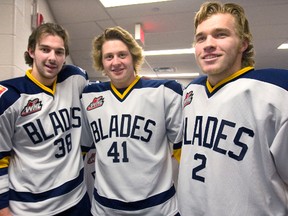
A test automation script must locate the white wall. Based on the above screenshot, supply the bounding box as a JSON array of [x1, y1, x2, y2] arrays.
[[0, 0, 72, 81]]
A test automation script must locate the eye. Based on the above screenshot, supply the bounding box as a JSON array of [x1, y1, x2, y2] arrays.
[[41, 47, 50, 53], [216, 32, 227, 38], [104, 54, 113, 60], [56, 49, 65, 56], [195, 35, 205, 43], [119, 53, 127, 59]]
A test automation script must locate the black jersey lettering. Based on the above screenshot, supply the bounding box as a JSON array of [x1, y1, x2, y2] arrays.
[[90, 114, 156, 143], [23, 107, 82, 144], [184, 116, 254, 161]]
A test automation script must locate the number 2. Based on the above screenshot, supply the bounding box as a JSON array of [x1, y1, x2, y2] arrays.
[[192, 153, 206, 182]]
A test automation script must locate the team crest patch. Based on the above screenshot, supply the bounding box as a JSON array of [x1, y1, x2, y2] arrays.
[[0, 85, 8, 97], [21, 98, 43, 116], [87, 96, 104, 111], [184, 91, 194, 107], [88, 153, 96, 164]]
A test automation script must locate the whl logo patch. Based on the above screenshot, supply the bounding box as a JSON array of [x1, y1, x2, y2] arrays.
[[87, 152, 95, 164], [21, 98, 43, 116], [87, 96, 104, 111], [184, 91, 194, 107], [0, 85, 8, 97]]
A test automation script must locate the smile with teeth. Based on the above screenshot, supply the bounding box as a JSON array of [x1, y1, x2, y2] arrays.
[[203, 54, 219, 59], [112, 68, 124, 72]]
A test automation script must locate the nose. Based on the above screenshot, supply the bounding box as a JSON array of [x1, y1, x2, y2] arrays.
[[203, 35, 216, 52], [111, 56, 121, 65], [48, 50, 57, 62]]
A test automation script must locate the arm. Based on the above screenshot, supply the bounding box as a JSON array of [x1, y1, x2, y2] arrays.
[[0, 85, 15, 213], [0, 207, 12, 216], [164, 80, 183, 162], [270, 119, 288, 185]]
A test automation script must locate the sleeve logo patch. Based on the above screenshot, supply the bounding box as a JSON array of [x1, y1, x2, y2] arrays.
[[184, 91, 194, 107], [87, 96, 104, 111], [0, 85, 8, 96], [21, 98, 43, 116]]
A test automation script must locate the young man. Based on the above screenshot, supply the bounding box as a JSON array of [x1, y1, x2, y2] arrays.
[[177, 2, 288, 215], [0, 23, 92, 216], [81, 26, 182, 215]]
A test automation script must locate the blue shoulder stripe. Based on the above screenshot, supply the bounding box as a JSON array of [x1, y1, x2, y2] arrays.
[[83, 81, 110, 94], [243, 68, 288, 90], [136, 79, 183, 95], [57, 65, 88, 83]]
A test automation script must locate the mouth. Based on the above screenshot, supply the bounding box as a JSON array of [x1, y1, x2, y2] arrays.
[[202, 54, 221, 60], [111, 68, 124, 74], [45, 64, 58, 70]]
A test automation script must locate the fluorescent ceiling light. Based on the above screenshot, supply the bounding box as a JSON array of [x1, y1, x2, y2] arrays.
[[100, 0, 172, 8], [144, 48, 195, 56], [277, 43, 288, 49], [143, 73, 199, 78]]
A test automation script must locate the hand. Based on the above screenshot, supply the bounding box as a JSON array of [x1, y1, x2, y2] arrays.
[[0, 207, 12, 216]]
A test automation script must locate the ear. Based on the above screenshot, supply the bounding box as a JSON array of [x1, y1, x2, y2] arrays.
[[240, 39, 249, 53], [28, 48, 35, 59]]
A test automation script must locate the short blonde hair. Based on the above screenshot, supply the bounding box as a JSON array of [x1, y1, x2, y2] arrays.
[[92, 26, 144, 74], [194, 2, 255, 67]]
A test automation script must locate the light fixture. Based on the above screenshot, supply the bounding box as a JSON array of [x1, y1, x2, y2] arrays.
[[153, 67, 176, 73], [100, 0, 172, 8], [144, 48, 195, 56], [143, 73, 199, 78], [277, 43, 288, 49]]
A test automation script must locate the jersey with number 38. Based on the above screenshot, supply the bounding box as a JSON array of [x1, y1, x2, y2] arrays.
[[81, 76, 183, 215], [0, 65, 89, 216]]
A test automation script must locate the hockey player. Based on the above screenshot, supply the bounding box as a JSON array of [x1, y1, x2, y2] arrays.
[[177, 2, 288, 215], [81, 26, 182, 215], [0, 23, 92, 215]]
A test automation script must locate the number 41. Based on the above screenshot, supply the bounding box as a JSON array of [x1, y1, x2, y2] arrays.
[[107, 141, 129, 163]]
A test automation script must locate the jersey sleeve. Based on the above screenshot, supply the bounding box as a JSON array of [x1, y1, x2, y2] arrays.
[[270, 118, 288, 185], [80, 90, 94, 155], [164, 80, 183, 162], [268, 71, 288, 185], [0, 86, 17, 209]]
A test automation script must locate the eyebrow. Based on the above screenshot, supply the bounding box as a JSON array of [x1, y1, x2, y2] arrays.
[[38, 44, 65, 51], [195, 27, 231, 37]]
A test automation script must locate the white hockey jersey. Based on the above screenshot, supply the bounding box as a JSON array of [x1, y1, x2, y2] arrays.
[[0, 65, 90, 215], [81, 76, 183, 216], [177, 67, 288, 215]]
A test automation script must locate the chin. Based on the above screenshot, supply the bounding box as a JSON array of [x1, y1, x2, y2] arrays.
[[202, 66, 220, 75]]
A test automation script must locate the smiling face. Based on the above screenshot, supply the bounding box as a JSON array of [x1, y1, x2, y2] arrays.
[[29, 33, 66, 86], [102, 39, 136, 89], [194, 13, 248, 86]]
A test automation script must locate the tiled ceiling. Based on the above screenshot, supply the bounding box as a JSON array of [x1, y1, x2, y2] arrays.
[[47, 0, 288, 82]]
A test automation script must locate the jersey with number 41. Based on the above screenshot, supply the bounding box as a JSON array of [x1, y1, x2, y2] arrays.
[[177, 67, 288, 215], [81, 76, 183, 215]]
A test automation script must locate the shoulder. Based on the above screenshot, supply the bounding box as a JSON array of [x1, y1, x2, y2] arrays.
[[0, 77, 26, 114], [139, 78, 183, 95], [184, 75, 207, 90], [244, 68, 288, 90], [57, 65, 88, 82], [83, 81, 110, 94], [0, 76, 26, 97]]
